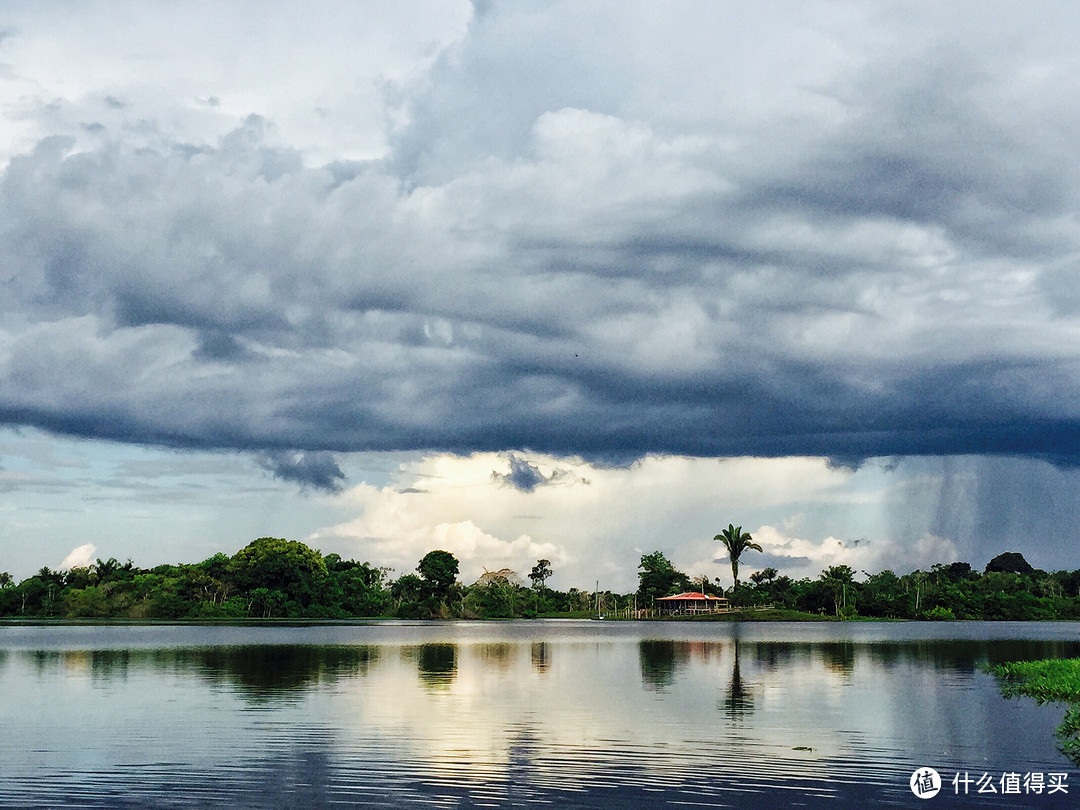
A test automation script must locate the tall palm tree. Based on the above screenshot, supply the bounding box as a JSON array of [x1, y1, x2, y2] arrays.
[[715, 524, 762, 595]]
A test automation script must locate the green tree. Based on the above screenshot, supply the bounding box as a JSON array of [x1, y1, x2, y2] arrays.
[[417, 550, 459, 596], [392, 573, 425, 603], [749, 567, 778, 588], [529, 559, 552, 590], [229, 537, 327, 610], [714, 524, 762, 595], [63, 585, 109, 618], [324, 561, 388, 617], [637, 551, 691, 605], [819, 564, 856, 617], [860, 570, 902, 617], [985, 552, 1035, 575]]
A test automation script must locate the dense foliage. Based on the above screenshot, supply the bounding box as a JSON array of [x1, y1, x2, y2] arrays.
[[2, 539, 1079, 621], [0, 538, 601, 620], [719, 553, 1080, 620]]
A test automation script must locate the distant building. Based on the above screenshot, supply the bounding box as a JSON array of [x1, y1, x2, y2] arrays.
[[655, 592, 728, 615]]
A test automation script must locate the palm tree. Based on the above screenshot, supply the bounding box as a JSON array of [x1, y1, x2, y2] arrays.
[[715, 524, 762, 595]]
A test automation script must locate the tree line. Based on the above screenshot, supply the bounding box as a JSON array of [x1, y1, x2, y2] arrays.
[[631, 532, 1080, 621], [1, 535, 1078, 621], [0, 538, 591, 620], [640, 545, 1080, 620]]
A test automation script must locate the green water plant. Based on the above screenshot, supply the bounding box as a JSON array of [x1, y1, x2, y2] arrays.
[[991, 658, 1080, 764]]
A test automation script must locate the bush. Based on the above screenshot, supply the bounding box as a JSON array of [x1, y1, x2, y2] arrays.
[[924, 605, 955, 621]]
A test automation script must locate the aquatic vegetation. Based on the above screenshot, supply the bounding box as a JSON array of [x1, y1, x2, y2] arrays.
[[993, 658, 1080, 702], [992, 658, 1080, 764]]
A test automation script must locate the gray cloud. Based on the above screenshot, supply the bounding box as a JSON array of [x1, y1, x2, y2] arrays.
[[491, 454, 572, 493], [1, 3, 1080, 466], [258, 451, 346, 492], [492, 455, 546, 492]]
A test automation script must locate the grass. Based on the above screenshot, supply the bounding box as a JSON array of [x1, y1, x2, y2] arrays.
[[685, 607, 834, 622]]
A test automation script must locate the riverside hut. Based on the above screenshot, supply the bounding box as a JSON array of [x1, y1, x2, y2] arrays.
[[655, 592, 728, 615]]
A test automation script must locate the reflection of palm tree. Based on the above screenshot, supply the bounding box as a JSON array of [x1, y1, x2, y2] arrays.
[[722, 639, 754, 718]]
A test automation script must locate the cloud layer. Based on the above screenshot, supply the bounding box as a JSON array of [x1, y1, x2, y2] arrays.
[[310, 453, 973, 591], [2, 2, 1080, 468]]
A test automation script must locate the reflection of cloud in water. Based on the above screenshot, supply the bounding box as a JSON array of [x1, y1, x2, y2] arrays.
[[332, 639, 861, 787]]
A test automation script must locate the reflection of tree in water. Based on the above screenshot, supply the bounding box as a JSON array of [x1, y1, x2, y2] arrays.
[[752, 642, 793, 672], [635, 637, 757, 715], [24, 645, 381, 700], [193, 645, 379, 697], [722, 639, 755, 719], [530, 642, 550, 673], [820, 641, 856, 675], [638, 641, 724, 690], [416, 643, 456, 688], [639, 640, 679, 689], [478, 643, 513, 670]]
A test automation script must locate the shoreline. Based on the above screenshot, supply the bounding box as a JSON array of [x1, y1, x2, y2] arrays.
[[3, 611, 1072, 627]]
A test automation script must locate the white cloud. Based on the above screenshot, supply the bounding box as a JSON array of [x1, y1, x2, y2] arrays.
[[311, 453, 955, 590], [0, 1, 473, 165], [742, 526, 959, 582], [59, 543, 96, 570]]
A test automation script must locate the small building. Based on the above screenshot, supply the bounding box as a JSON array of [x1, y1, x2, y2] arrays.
[[655, 592, 729, 615]]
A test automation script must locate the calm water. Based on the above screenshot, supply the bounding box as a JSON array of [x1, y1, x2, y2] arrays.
[[1, 620, 1078, 808]]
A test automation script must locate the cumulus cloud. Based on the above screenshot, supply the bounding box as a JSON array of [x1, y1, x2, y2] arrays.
[[59, 543, 96, 570], [1, 2, 1080, 470], [738, 526, 960, 582], [310, 452, 961, 590]]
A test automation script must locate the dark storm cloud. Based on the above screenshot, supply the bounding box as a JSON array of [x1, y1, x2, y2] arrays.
[[2, 3, 1080, 465], [491, 453, 576, 492], [492, 455, 548, 492], [259, 450, 346, 492]]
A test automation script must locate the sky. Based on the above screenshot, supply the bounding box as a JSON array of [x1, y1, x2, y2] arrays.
[[2, 1, 1080, 589]]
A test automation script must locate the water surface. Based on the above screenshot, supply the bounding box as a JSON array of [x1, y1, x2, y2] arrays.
[[1, 620, 1077, 808]]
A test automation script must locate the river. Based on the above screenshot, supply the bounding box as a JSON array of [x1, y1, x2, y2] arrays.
[[1, 620, 1077, 808]]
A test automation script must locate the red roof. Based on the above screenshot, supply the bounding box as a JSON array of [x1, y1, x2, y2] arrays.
[[656, 592, 727, 601]]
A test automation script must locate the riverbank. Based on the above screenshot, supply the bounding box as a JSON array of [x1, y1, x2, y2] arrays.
[[0, 609, 906, 625]]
